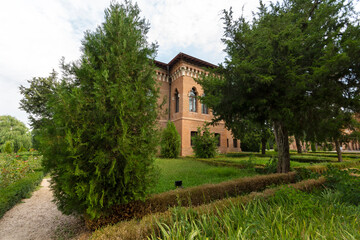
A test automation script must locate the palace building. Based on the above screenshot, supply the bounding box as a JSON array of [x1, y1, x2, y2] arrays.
[[154, 52, 241, 156]]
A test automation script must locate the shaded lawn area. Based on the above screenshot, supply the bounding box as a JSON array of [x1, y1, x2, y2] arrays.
[[224, 151, 359, 163], [192, 151, 360, 171], [151, 158, 258, 194]]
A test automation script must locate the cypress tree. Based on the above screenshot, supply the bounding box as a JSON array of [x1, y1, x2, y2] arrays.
[[160, 121, 181, 158], [40, 1, 159, 218]]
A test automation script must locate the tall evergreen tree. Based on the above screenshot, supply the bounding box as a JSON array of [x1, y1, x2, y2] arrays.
[[198, 0, 360, 172], [160, 121, 181, 158], [24, 1, 159, 218]]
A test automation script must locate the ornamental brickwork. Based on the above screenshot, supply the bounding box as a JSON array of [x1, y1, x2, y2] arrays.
[[155, 53, 241, 156]]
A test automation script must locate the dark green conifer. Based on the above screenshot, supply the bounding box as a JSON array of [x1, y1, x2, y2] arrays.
[[38, 1, 159, 218], [160, 121, 181, 158]]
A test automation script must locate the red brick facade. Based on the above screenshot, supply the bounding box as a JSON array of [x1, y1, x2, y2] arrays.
[[155, 53, 241, 156]]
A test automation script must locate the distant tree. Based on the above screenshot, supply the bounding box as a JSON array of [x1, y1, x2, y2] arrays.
[[192, 125, 218, 158], [313, 110, 360, 161], [21, 1, 160, 219], [0, 116, 31, 152], [19, 71, 58, 130], [197, 0, 360, 172], [160, 121, 181, 158]]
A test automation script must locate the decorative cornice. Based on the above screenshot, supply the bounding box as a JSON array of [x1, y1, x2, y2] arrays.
[[156, 71, 169, 82], [169, 65, 209, 82]]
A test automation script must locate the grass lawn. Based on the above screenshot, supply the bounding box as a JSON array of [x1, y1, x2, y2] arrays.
[[199, 151, 360, 168], [151, 158, 258, 194]]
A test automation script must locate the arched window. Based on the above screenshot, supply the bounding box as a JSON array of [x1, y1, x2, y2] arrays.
[[201, 94, 208, 114], [175, 89, 180, 113], [189, 87, 197, 112]]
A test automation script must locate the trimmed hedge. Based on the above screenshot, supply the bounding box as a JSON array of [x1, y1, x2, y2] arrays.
[[0, 170, 44, 219], [85, 172, 297, 230], [90, 177, 326, 240], [294, 160, 360, 174]]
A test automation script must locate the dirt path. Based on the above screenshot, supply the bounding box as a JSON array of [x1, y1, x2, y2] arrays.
[[0, 178, 88, 240]]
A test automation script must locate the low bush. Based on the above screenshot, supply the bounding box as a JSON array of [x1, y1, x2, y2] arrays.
[[0, 170, 44, 219], [262, 156, 278, 174], [192, 125, 218, 158], [85, 172, 297, 230], [2, 141, 14, 153], [160, 121, 181, 158], [240, 134, 260, 152]]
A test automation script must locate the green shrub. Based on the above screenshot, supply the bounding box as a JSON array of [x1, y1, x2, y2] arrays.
[[240, 133, 260, 152], [295, 167, 320, 181], [39, 2, 160, 219], [311, 142, 316, 152], [17, 145, 27, 153], [192, 125, 217, 158], [273, 143, 278, 152], [263, 156, 278, 174], [2, 141, 14, 153], [160, 121, 181, 158], [0, 170, 44, 219]]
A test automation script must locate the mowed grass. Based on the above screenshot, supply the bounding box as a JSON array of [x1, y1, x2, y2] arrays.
[[151, 158, 258, 194], [203, 151, 360, 169]]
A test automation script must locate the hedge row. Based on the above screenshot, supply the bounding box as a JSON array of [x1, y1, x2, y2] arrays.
[[85, 172, 297, 230], [0, 170, 44, 219], [90, 177, 326, 240], [294, 160, 360, 174]]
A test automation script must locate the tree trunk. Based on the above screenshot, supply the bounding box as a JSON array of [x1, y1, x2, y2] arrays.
[[334, 139, 343, 162], [295, 137, 302, 154], [261, 137, 266, 155], [273, 121, 290, 173]]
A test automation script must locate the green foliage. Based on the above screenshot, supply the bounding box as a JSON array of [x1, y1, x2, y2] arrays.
[[294, 167, 320, 181], [263, 156, 278, 174], [2, 141, 14, 153], [19, 71, 58, 130], [160, 121, 181, 158], [273, 143, 278, 152], [324, 165, 360, 206], [240, 132, 260, 152], [311, 142, 316, 152], [34, 2, 160, 219], [0, 170, 44, 219], [151, 187, 360, 240], [17, 145, 27, 153], [192, 125, 218, 158], [0, 116, 32, 152], [0, 152, 42, 188], [197, 0, 360, 173]]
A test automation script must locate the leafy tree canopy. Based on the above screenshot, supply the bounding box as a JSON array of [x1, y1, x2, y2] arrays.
[[0, 115, 32, 152], [198, 0, 360, 172]]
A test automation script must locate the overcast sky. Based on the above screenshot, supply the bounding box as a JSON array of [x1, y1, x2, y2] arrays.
[[0, 0, 359, 128]]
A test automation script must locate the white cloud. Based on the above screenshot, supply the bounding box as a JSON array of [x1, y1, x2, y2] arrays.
[[0, 0, 358, 127]]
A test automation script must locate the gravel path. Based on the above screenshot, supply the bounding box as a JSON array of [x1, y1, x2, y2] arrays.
[[0, 178, 88, 240]]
